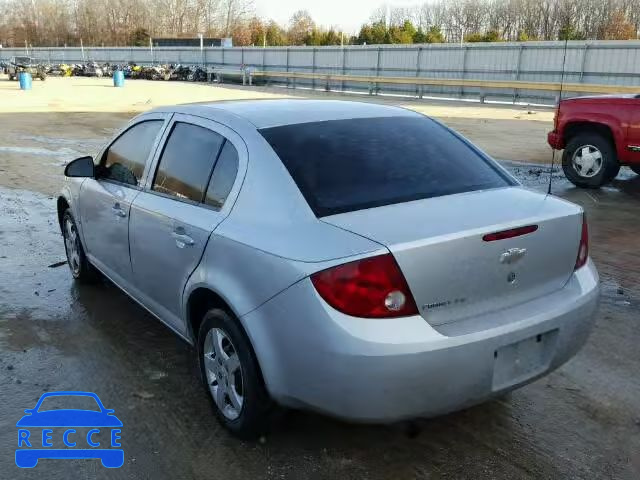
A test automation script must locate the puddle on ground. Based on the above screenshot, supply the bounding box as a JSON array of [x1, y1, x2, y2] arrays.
[[0, 133, 104, 168], [0, 145, 82, 160], [16, 134, 103, 147], [502, 160, 638, 196]]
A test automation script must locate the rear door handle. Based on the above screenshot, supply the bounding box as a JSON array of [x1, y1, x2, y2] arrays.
[[112, 203, 126, 217], [171, 231, 195, 248]]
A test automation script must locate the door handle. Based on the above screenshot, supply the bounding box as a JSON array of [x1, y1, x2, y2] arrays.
[[171, 231, 195, 248], [112, 203, 126, 218]]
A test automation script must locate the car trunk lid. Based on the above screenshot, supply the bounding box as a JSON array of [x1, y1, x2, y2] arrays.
[[322, 187, 583, 326]]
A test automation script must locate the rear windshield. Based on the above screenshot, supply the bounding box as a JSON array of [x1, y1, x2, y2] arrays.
[[259, 116, 514, 217]]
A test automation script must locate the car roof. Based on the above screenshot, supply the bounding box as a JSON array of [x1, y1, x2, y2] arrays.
[[153, 99, 420, 129]]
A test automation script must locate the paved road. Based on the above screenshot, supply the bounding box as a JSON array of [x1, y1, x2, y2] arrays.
[[0, 166, 639, 479]]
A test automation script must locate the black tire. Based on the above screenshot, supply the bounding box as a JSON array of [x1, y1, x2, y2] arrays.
[[8, 74, 15, 81], [39, 74, 46, 81], [62, 209, 100, 283], [631, 165, 640, 175], [197, 308, 271, 439], [562, 132, 620, 188]]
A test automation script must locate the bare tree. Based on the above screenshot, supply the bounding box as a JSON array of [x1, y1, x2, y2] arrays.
[[1, 0, 640, 48], [220, 0, 253, 37], [288, 9, 315, 45]]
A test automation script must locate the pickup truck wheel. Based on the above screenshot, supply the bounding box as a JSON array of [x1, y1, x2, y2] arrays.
[[631, 166, 640, 175], [198, 308, 272, 439], [62, 210, 100, 283], [562, 133, 620, 188]]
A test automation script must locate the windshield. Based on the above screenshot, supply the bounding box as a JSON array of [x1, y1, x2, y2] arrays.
[[259, 116, 514, 217]]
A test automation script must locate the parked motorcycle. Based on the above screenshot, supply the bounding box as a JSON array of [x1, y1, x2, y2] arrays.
[[187, 65, 207, 82], [46, 63, 72, 76], [168, 64, 191, 81], [83, 62, 104, 77]]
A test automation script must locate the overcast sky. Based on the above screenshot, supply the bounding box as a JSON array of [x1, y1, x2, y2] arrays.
[[254, 0, 415, 34]]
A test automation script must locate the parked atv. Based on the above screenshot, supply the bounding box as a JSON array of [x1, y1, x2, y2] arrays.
[[147, 65, 166, 81], [168, 64, 191, 81], [130, 64, 143, 79], [83, 62, 104, 77], [71, 64, 85, 76], [47, 63, 73, 76], [7, 56, 47, 81]]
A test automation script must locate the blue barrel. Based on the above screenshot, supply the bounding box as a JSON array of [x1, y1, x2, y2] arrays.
[[113, 70, 124, 87], [19, 72, 32, 90]]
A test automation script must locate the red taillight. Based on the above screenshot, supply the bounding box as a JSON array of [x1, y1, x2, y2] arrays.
[[483, 225, 538, 242], [310, 254, 418, 318], [575, 214, 589, 270]]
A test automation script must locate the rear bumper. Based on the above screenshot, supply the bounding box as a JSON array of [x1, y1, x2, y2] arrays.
[[547, 130, 564, 150], [242, 260, 600, 422]]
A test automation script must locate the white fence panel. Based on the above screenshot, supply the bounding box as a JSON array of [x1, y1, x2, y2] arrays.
[[3, 41, 640, 103]]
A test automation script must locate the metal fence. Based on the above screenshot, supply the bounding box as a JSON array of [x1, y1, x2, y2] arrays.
[[2, 40, 640, 104]]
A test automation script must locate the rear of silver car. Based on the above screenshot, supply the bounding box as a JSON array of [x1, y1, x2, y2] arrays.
[[239, 113, 600, 421], [242, 196, 598, 421]]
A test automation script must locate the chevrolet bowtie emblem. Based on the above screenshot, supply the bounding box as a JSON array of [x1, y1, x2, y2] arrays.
[[500, 247, 527, 265]]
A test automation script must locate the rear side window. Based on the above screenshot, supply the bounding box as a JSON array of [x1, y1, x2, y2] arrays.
[[152, 123, 224, 202], [102, 120, 163, 186], [205, 141, 239, 209], [260, 116, 513, 216]]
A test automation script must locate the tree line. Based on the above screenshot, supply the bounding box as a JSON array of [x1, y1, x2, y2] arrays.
[[1, 0, 639, 49], [363, 0, 640, 43]]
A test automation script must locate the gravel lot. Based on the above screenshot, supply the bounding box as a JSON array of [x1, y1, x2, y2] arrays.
[[0, 76, 554, 197], [0, 76, 638, 479]]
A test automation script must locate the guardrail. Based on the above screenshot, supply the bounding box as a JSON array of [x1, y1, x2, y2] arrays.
[[213, 68, 251, 85], [250, 70, 639, 102]]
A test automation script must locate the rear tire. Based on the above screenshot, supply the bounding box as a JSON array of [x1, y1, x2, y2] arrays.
[[631, 165, 640, 175], [197, 308, 272, 439], [562, 133, 620, 188], [62, 209, 100, 283]]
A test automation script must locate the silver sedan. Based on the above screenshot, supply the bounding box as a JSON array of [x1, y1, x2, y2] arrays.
[[58, 100, 600, 438]]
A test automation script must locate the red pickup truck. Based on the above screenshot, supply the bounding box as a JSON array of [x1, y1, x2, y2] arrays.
[[548, 94, 640, 188]]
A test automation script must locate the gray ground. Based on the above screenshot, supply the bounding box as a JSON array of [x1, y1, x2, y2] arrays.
[[1, 93, 639, 479]]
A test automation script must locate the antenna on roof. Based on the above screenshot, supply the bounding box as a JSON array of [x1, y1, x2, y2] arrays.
[[548, 38, 569, 195]]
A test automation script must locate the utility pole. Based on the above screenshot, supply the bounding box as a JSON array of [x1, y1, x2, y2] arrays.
[[80, 38, 85, 61]]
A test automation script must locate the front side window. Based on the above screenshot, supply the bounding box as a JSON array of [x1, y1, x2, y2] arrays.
[[152, 122, 224, 202], [102, 120, 163, 186]]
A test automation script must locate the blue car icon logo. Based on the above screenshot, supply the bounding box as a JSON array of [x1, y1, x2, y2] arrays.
[[16, 391, 123, 468]]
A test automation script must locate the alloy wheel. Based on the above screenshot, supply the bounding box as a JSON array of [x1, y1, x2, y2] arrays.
[[63, 217, 81, 275], [203, 328, 244, 420], [572, 145, 603, 178]]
